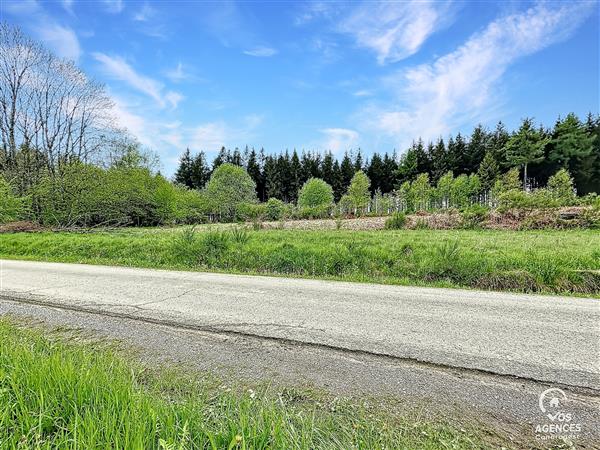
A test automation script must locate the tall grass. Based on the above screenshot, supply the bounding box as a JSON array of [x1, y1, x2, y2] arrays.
[[0, 228, 598, 295], [0, 320, 490, 449]]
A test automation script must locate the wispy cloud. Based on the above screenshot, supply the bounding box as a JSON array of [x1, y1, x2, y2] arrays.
[[103, 0, 124, 14], [133, 2, 155, 22], [93, 53, 183, 109], [192, 115, 263, 152], [38, 23, 81, 61], [4, 0, 81, 62], [339, 0, 453, 64], [320, 128, 359, 153], [360, 2, 595, 148], [165, 62, 192, 83], [243, 46, 278, 57]]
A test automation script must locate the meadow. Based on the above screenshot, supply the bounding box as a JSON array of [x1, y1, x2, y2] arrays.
[[1, 227, 598, 296], [0, 319, 499, 449]]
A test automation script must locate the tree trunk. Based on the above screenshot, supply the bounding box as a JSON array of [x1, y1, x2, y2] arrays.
[[523, 163, 528, 191]]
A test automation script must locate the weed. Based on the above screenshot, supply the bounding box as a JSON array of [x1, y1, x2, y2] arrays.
[[229, 226, 250, 245], [384, 212, 406, 230]]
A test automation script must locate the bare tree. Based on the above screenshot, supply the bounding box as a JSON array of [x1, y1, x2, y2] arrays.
[[0, 22, 123, 185]]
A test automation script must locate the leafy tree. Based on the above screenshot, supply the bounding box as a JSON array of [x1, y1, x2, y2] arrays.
[[504, 118, 548, 190], [297, 178, 333, 216], [204, 163, 257, 220], [347, 170, 371, 214], [411, 173, 431, 211], [451, 174, 471, 208], [547, 169, 575, 205], [436, 171, 454, 209]]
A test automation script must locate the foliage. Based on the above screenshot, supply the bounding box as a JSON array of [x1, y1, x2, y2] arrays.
[[410, 173, 431, 211], [384, 212, 407, 229], [0, 176, 27, 223], [547, 169, 575, 205], [204, 163, 257, 221], [297, 178, 333, 215], [265, 197, 285, 221], [346, 170, 371, 215], [460, 205, 489, 229]]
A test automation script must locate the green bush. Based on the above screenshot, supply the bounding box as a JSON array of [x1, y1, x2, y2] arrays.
[[204, 164, 257, 221], [384, 212, 406, 229], [547, 169, 576, 205], [460, 205, 489, 229], [0, 176, 27, 223], [236, 202, 266, 222], [297, 178, 333, 213], [266, 198, 285, 221]]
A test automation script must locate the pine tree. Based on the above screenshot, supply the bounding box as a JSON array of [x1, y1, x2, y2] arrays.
[[246, 148, 263, 200], [212, 146, 229, 169], [453, 133, 468, 175], [340, 152, 355, 193], [431, 138, 448, 183], [366, 153, 384, 194], [477, 152, 499, 193], [466, 125, 488, 174], [174, 148, 194, 188], [504, 118, 548, 190], [380, 152, 398, 194], [489, 121, 510, 168], [190, 151, 210, 189]]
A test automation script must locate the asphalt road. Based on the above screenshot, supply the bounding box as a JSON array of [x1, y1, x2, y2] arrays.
[[1, 259, 598, 389]]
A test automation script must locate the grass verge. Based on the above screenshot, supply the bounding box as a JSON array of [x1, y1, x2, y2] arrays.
[[0, 227, 598, 296], [0, 319, 496, 449]]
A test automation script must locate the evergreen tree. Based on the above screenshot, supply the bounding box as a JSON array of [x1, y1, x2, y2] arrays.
[[489, 121, 510, 168], [431, 138, 448, 183], [289, 150, 302, 202], [354, 149, 363, 172], [466, 125, 488, 174], [190, 151, 210, 189], [550, 114, 595, 193], [366, 153, 384, 194], [331, 159, 344, 201], [340, 152, 355, 193], [453, 133, 468, 175], [212, 146, 229, 169], [230, 148, 242, 166], [380, 152, 398, 193], [504, 118, 548, 190], [264, 155, 282, 200], [477, 152, 499, 193], [246, 148, 263, 200], [174, 147, 193, 188]]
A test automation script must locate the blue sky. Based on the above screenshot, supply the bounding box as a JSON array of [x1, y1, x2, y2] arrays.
[[2, 0, 598, 175]]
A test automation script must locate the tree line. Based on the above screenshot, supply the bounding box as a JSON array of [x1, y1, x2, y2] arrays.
[[175, 113, 600, 202]]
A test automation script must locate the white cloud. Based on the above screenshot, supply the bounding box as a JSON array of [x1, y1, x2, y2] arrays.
[[133, 2, 155, 22], [165, 62, 193, 83], [352, 90, 372, 97], [111, 97, 151, 146], [320, 128, 359, 153], [61, 0, 74, 14], [37, 23, 81, 62], [103, 0, 123, 14], [4, 0, 82, 62], [93, 53, 183, 109], [191, 115, 263, 151], [243, 46, 278, 57], [339, 0, 452, 64], [362, 2, 595, 148]]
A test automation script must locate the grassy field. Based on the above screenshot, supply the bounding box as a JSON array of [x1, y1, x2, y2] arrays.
[[0, 227, 598, 295], [0, 319, 500, 449]]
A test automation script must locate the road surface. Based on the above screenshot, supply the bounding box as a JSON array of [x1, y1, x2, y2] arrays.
[[1, 259, 598, 389]]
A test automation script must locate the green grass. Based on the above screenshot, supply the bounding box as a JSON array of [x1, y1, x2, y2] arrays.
[[0, 319, 496, 449], [1, 227, 599, 295]]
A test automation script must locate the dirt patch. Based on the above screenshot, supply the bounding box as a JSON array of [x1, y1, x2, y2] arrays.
[[0, 221, 44, 233]]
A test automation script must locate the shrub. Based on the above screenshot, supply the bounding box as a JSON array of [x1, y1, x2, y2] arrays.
[[0, 177, 27, 223], [384, 212, 406, 229], [547, 169, 576, 205], [460, 205, 489, 229], [204, 164, 257, 221], [298, 178, 333, 211], [266, 198, 285, 221], [236, 202, 265, 222], [198, 230, 231, 263]]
